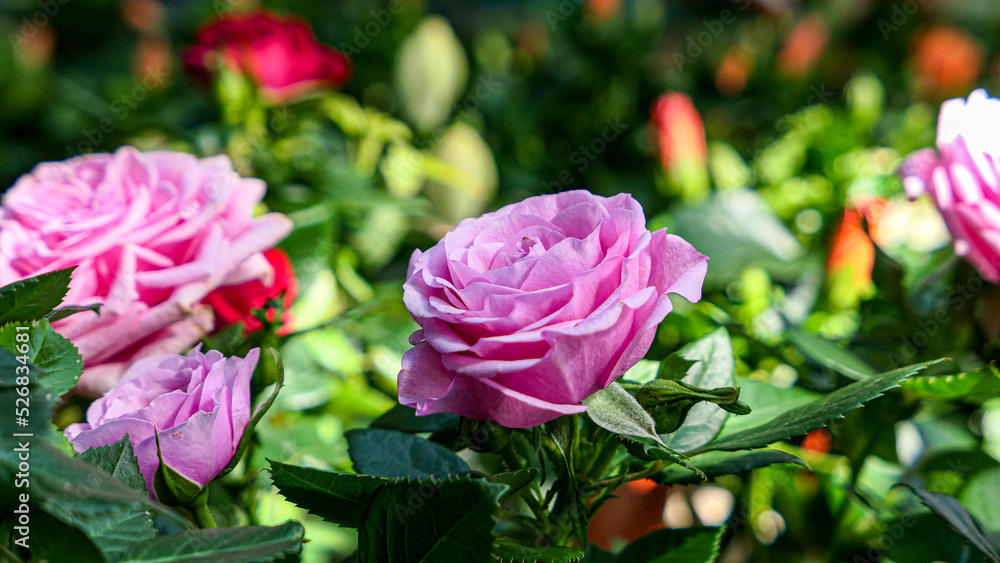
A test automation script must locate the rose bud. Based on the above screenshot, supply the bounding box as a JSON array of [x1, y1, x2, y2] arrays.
[[399, 190, 708, 428], [65, 347, 261, 500], [0, 147, 291, 395]]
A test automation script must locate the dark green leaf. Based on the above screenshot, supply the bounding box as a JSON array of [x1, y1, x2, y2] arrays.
[[546, 416, 586, 546], [488, 468, 538, 500], [492, 539, 584, 563], [218, 347, 284, 479], [897, 484, 1000, 562], [656, 354, 697, 381], [656, 450, 807, 485], [119, 521, 305, 563], [0, 268, 75, 325], [346, 428, 470, 479], [358, 475, 506, 563], [29, 508, 106, 563], [372, 404, 460, 433], [787, 328, 877, 381], [268, 460, 386, 527], [704, 360, 943, 452], [582, 527, 724, 563], [79, 434, 147, 493], [0, 441, 188, 559]]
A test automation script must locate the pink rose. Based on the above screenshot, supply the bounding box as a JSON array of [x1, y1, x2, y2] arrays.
[[65, 346, 259, 498], [183, 9, 352, 105], [901, 89, 1000, 281], [399, 190, 708, 428], [0, 146, 291, 394]]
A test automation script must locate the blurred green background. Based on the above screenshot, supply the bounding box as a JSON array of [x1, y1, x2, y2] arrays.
[[5, 1, 1000, 562]]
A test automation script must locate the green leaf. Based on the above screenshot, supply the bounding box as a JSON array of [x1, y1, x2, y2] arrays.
[[79, 434, 147, 493], [268, 460, 386, 527], [152, 431, 203, 506], [659, 328, 737, 453], [656, 354, 697, 381], [372, 404, 460, 433], [583, 527, 725, 563], [704, 360, 943, 452], [583, 382, 705, 478], [346, 428, 471, 479], [358, 475, 506, 563], [787, 328, 877, 381], [900, 365, 1000, 403], [0, 319, 83, 398], [30, 508, 107, 563], [896, 484, 1000, 563], [0, 441, 170, 561], [119, 521, 305, 563], [0, 268, 74, 325], [0, 349, 53, 437], [487, 468, 538, 500], [583, 382, 665, 446], [656, 450, 807, 485], [46, 303, 102, 323], [492, 539, 584, 563], [546, 416, 587, 546], [218, 347, 284, 479]]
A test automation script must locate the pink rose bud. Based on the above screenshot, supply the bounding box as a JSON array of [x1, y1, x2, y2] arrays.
[[183, 9, 352, 105], [651, 93, 710, 201], [65, 346, 260, 499], [900, 89, 1000, 281], [398, 190, 708, 428], [0, 147, 292, 395]]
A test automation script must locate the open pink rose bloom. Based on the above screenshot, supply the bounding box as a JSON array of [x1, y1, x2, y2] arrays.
[[0, 147, 291, 395], [65, 346, 259, 498], [399, 190, 708, 427], [901, 89, 1000, 281]]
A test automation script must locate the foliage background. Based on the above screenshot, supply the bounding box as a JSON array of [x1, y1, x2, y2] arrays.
[[3, 0, 1000, 561]]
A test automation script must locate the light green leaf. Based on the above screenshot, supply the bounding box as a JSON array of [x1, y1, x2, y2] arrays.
[[493, 539, 584, 563]]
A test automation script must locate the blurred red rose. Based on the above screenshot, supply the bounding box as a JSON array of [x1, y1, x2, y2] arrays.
[[912, 25, 983, 98], [203, 248, 298, 335], [183, 9, 351, 104]]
